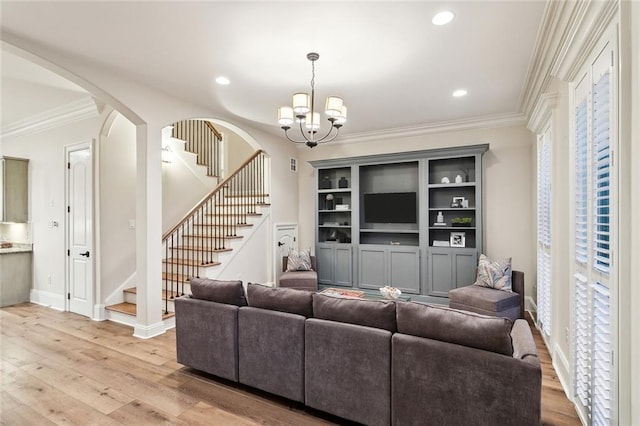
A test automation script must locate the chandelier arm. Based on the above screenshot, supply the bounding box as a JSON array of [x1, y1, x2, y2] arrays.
[[283, 128, 312, 144], [315, 122, 339, 143], [317, 126, 341, 144]]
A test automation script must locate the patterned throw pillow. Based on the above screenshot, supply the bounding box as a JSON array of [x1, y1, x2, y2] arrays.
[[473, 254, 513, 292], [287, 249, 312, 271]]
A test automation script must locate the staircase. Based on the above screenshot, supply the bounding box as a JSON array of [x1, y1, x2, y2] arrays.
[[105, 120, 270, 327]]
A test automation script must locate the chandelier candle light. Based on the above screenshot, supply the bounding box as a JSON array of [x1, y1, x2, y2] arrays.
[[277, 52, 347, 148]]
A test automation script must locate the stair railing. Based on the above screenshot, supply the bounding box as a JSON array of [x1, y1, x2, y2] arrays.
[[162, 149, 268, 314], [171, 120, 223, 177]]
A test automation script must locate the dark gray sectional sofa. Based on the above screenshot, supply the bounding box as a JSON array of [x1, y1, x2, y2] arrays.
[[175, 279, 541, 426]]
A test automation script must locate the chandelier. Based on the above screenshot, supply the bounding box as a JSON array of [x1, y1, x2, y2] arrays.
[[277, 52, 347, 148]]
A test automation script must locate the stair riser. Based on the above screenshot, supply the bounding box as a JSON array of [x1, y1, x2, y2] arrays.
[[179, 236, 242, 249], [166, 249, 221, 262], [121, 292, 179, 312]]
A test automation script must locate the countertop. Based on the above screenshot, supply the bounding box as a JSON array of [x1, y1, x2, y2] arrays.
[[0, 243, 33, 254]]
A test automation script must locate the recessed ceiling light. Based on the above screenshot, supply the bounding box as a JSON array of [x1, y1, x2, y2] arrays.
[[215, 76, 230, 85], [453, 89, 468, 97], [432, 11, 455, 26]]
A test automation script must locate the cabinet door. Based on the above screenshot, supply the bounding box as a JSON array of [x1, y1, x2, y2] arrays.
[[334, 246, 352, 287], [2, 158, 28, 222], [316, 245, 335, 285], [453, 251, 478, 288], [428, 249, 453, 297], [388, 247, 420, 294], [359, 247, 386, 289]]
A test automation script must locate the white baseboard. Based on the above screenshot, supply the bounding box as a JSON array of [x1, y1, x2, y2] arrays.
[[30, 289, 64, 311], [553, 343, 573, 401], [133, 321, 166, 339], [93, 304, 107, 321], [526, 295, 537, 314]]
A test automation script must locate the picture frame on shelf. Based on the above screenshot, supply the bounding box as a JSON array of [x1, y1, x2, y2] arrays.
[[450, 232, 466, 248], [451, 196, 466, 208]]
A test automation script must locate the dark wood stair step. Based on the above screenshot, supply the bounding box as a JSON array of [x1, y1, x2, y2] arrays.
[[124, 287, 186, 301], [105, 302, 174, 320], [162, 258, 221, 267], [204, 213, 262, 217], [224, 194, 269, 199], [169, 246, 233, 253], [162, 272, 190, 283], [182, 234, 243, 240], [193, 223, 253, 228]]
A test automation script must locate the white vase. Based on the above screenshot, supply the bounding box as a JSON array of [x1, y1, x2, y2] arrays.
[[455, 175, 463, 183], [437, 211, 444, 223]]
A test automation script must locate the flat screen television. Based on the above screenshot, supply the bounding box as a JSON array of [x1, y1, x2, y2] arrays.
[[364, 192, 417, 224]]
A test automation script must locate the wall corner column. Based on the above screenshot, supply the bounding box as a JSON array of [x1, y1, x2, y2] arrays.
[[133, 123, 164, 338]]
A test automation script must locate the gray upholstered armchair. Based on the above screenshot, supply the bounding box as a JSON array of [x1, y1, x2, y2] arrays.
[[448, 270, 525, 321], [279, 256, 318, 291]]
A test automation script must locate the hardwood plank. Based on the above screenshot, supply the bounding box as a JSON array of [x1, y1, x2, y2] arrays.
[[0, 390, 56, 426], [4, 370, 121, 425], [108, 400, 186, 425], [179, 401, 259, 425], [0, 303, 580, 425], [21, 359, 134, 415]]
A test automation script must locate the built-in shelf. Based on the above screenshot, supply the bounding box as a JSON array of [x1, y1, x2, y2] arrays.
[[428, 207, 475, 211], [319, 225, 351, 228], [429, 226, 477, 230], [427, 182, 476, 189], [361, 229, 419, 234], [318, 188, 351, 194], [319, 209, 352, 213]]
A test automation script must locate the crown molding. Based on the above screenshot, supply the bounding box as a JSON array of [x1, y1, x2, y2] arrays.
[[331, 112, 526, 145], [551, 0, 618, 81], [527, 93, 559, 134], [520, 0, 618, 121], [1, 96, 100, 139]]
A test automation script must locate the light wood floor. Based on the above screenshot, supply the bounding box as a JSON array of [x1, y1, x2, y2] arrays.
[[0, 303, 580, 425]]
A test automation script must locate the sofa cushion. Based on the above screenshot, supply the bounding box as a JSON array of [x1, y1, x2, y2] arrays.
[[247, 283, 313, 317], [189, 277, 247, 306], [473, 254, 513, 291], [312, 293, 397, 332], [396, 302, 513, 356], [449, 285, 521, 312], [286, 249, 312, 271]]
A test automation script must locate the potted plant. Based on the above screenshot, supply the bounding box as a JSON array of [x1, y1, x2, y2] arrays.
[[452, 217, 473, 227]]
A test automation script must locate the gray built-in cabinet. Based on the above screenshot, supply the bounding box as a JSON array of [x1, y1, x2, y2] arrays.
[[311, 144, 488, 304], [0, 157, 29, 223]]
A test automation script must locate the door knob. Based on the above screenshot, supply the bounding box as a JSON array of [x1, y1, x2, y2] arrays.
[[277, 242, 284, 247], [79, 251, 90, 257]]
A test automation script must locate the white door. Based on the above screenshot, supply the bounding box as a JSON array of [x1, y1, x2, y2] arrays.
[[66, 143, 93, 317], [274, 224, 297, 285]]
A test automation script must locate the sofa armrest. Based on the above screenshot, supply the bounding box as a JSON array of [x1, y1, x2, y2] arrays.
[[175, 296, 239, 381], [392, 333, 541, 426], [511, 318, 538, 361]]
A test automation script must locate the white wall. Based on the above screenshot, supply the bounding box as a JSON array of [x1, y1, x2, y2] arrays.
[[2, 114, 104, 309], [99, 113, 137, 301], [297, 124, 536, 297]]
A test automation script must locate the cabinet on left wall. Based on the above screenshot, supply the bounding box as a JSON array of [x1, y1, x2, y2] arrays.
[[0, 157, 29, 223]]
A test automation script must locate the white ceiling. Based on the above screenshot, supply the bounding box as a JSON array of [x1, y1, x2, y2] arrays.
[[0, 1, 546, 138]]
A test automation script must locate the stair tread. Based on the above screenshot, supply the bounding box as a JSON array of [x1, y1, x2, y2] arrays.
[[163, 258, 221, 267], [170, 246, 233, 253], [205, 213, 262, 217], [124, 287, 187, 301], [225, 194, 269, 198], [193, 223, 253, 227], [105, 302, 174, 320], [182, 234, 243, 240], [162, 272, 190, 282]]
